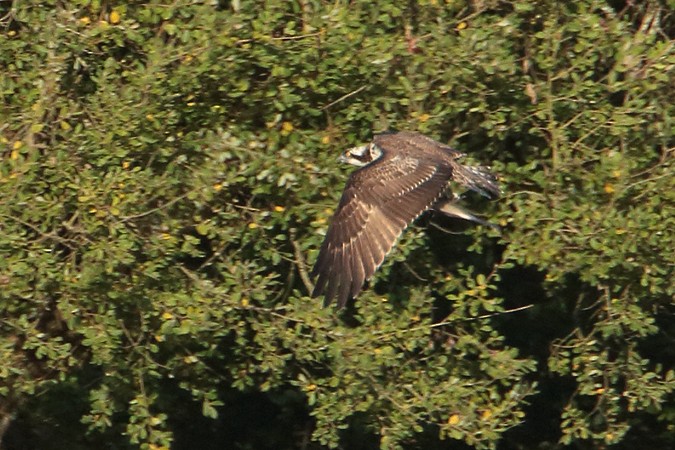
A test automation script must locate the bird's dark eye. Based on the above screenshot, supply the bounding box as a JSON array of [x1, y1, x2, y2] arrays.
[[357, 153, 370, 162]]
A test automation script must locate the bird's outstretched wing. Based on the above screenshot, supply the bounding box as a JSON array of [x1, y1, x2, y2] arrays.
[[311, 155, 453, 307], [376, 131, 501, 198]]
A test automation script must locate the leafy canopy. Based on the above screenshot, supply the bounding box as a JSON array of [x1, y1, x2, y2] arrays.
[[0, 1, 673, 449]]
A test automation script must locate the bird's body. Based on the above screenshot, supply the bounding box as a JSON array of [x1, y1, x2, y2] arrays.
[[311, 131, 500, 308]]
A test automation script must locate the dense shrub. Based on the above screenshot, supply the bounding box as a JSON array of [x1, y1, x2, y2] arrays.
[[1, 1, 672, 449]]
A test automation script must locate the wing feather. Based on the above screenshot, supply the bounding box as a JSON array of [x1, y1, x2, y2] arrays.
[[312, 155, 453, 307], [349, 234, 367, 302]]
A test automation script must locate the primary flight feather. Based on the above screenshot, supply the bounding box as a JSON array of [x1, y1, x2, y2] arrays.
[[311, 131, 500, 308]]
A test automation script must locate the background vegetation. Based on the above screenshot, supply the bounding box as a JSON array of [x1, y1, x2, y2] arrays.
[[1, 0, 673, 449]]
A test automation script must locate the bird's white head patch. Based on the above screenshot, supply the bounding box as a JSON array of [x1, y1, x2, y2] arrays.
[[339, 143, 383, 167]]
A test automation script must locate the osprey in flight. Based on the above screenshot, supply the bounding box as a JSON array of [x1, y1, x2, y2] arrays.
[[311, 131, 501, 308]]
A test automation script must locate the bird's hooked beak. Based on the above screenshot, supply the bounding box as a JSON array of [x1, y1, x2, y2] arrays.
[[338, 145, 370, 166]]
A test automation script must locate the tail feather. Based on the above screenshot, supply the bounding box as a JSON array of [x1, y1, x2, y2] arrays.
[[435, 200, 500, 230], [451, 163, 501, 198]]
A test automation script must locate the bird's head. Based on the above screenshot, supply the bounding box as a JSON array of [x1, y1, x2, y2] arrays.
[[338, 143, 383, 167]]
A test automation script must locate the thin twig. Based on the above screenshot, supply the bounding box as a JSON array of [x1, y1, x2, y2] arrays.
[[428, 221, 471, 235], [321, 85, 367, 110], [464, 303, 535, 322], [372, 304, 534, 340], [271, 32, 322, 41], [402, 261, 428, 282], [290, 229, 314, 295], [235, 32, 322, 46], [118, 191, 193, 222]]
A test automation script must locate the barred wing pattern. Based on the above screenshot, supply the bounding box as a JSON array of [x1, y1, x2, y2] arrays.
[[311, 155, 453, 307]]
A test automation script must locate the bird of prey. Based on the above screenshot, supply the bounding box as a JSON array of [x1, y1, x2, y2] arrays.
[[311, 131, 501, 308]]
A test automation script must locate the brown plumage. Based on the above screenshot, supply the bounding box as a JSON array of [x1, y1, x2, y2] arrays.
[[311, 131, 500, 308]]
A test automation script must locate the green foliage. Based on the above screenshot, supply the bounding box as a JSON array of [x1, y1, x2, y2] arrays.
[[1, 0, 673, 449]]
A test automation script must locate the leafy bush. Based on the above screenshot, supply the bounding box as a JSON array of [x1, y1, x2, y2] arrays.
[[1, 1, 673, 449]]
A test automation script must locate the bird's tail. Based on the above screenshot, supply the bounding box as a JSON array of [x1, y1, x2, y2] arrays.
[[435, 200, 500, 230], [451, 163, 501, 198]]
